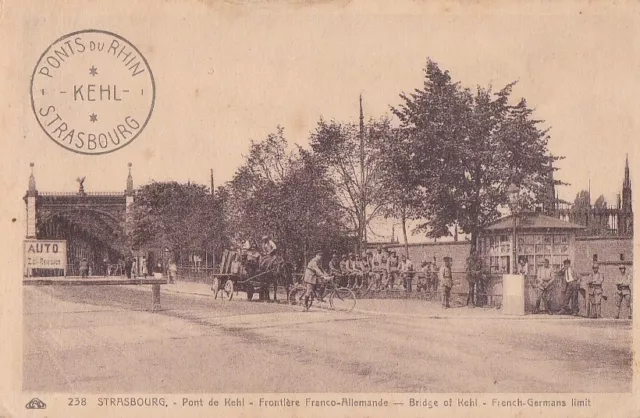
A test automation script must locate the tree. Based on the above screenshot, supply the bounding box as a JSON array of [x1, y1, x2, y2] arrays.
[[309, 116, 392, 253], [129, 181, 227, 263], [376, 128, 421, 257], [571, 190, 610, 234], [225, 127, 352, 267], [391, 59, 563, 251]]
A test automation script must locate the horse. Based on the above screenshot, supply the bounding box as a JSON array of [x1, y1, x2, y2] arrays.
[[260, 256, 294, 303]]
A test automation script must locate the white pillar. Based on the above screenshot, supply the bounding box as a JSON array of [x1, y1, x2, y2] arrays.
[[502, 274, 525, 315]]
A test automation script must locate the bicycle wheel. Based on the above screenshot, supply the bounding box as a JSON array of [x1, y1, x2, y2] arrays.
[[329, 287, 356, 312], [288, 285, 307, 309]]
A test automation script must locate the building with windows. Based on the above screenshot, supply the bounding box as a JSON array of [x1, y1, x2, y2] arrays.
[[477, 214, 585, 275]]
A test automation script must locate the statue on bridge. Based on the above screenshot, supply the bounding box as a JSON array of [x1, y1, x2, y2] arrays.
[[76, 176, 86, 194]]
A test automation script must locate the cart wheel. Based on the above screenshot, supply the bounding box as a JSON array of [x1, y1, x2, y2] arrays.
[[246, 288, 254, 301], [211, 277, 221, 299], [223, 280, 234, 300]]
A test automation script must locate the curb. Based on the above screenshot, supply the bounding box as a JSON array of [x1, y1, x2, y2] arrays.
[[159, 284, 631, 323]]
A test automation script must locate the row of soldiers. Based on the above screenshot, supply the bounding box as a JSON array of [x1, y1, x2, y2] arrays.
[[326, 247, 445, 293]]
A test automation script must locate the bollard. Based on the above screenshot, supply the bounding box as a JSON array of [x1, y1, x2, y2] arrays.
[[152, 284, 161, 312]]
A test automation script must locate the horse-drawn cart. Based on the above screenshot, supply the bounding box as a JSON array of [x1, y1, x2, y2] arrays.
[[210, 249, 275, 301]]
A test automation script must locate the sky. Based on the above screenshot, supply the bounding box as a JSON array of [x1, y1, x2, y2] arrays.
[[6, 1, 639, 242]]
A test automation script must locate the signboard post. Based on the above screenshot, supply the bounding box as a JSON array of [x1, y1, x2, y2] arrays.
[[23, 240, 67, 277]]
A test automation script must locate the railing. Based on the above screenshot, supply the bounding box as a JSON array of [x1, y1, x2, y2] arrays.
[[38, 191, 125, 196]]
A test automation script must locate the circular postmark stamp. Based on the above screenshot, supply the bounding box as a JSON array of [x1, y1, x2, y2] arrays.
[[30, 30, 155, 155]]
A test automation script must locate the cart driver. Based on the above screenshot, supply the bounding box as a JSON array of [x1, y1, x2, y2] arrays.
[[260, 235, 278, 270]]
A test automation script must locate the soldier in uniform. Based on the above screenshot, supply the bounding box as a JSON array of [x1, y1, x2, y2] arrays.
[[465, 253, 483, 307], [328, 253, 341, 276], [302, 250, 325, 311], [371, 260, 384, 290], [586, 262, 605, 319], [439, 256, 453, 308], [387, 251, 400, 290], [615, 264, 632, 320], [400, 254, 415, 293], [339, 254, 349, 287], [79, 257, 89, 278]]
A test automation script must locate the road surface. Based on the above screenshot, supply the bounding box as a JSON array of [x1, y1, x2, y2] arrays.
[[23, 285, 632, 393]]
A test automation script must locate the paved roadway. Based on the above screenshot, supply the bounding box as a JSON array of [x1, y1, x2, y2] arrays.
[[23, 285, 632, 393]]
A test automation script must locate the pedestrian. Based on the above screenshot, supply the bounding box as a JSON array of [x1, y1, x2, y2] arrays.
[[141, 256, 148, 278], [124, 257, 133, 279], [416, 261, 429, 292], [103, 256, 109, 277], [79, 257, 88, 278], [431, 256, 439, 292], [534, 258, 555, 314], [518, 256, 529, 275], [614, 264, 632, 320], [168, 260, 178, 284], [558, 259, 580, 316], [586, 263, 605, 319], [400, 254, 414, 293], [439, 256, 453, 308], [131, 257, 138, 278]]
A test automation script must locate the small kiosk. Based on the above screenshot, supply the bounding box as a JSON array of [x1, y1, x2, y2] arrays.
[[477, 213, 585, 313]]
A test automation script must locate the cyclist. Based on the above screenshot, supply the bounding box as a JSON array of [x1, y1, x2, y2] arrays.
[[302, 250, 326, 311]]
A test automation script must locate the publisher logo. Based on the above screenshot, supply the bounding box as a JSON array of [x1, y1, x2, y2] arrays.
[[25, 398, 47, 409], [30, 29, 156, 155]]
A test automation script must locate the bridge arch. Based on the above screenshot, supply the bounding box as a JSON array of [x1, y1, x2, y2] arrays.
[[24, 163, 135, 276]]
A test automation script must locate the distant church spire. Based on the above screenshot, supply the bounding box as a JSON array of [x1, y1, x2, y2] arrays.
[[622, 153, 632, 212], [624, 153, 631, 189], [619, 154, 633, 235]]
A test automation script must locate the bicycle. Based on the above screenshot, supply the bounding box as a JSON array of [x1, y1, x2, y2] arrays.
[[288, 275, 356, 312]]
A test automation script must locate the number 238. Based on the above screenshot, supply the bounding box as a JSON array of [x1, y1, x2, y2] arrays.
[[68, 398, 86, 406]]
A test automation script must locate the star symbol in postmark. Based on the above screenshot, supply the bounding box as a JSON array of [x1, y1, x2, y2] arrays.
[[89, 66, 98, 76], [89, 113, 98, 122]]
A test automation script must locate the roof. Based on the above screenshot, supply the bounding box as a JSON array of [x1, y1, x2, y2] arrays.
[[483, 213, 586, 232]]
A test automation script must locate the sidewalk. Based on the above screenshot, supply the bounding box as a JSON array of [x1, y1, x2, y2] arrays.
[[158, 280, 626, 322]]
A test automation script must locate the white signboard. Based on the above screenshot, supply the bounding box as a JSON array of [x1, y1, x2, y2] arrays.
[[24, 240, 67, 274]]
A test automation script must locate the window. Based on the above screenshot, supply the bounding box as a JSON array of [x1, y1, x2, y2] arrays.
[[479, 233, 569, 275]]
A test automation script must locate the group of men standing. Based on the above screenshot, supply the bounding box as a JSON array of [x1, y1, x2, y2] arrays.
[[533, 259, 632, 319]]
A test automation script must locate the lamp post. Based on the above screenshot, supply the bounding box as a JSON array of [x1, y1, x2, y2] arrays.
[[507, 183, 520, 275]]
